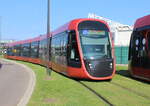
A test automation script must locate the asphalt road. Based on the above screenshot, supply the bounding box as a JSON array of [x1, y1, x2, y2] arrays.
[[0, 59, 34, 106]]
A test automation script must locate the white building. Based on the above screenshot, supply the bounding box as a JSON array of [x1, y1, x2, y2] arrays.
[[88, 13, 133, 46]]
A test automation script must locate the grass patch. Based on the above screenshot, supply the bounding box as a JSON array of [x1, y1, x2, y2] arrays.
[[16, 61, 106, 106], [81, 65, 150, 106], [82, 81, 150, 106], [116, 65, 128, 71], [114, 65, 150, 100], [0, 55, 4, 58], [4, 59, 150, 106]]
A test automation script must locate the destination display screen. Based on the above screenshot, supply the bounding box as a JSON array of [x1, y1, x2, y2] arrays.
[[81, 30, 106, 36]]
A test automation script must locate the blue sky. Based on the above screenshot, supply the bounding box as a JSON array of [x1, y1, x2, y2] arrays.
[[0, 0, 150, 41]]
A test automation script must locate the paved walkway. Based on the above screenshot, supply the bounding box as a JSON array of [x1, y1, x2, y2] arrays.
[[0, 59, 35, 106]]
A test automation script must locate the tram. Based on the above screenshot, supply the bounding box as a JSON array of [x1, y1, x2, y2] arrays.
[[5, 18, 115, 80], [128, 15, 150, 81]]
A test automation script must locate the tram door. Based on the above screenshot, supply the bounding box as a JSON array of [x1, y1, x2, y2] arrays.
[[67, 30, 81, 68], [132, 34, 147, 64], [131, 32, 147, 76], [131, 34, 140, 66]]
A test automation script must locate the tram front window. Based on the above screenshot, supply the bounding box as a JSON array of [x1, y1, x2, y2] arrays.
[[79, 30, 111, 60]]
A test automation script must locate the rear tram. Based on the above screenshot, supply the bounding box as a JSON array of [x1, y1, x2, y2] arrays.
[[5, 18, 115, 80], [128, 15, 150, 81]]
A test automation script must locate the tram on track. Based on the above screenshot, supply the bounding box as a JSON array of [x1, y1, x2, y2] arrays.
[[128, 15, 150, 81], [5, 18, 116, 80]]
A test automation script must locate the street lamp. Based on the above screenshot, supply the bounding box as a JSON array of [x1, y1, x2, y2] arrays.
[[47, 0, 50, 34], [46, 0, 51, 76]]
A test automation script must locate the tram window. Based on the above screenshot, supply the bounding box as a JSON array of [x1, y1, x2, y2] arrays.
[[61, 32, 68, 56], [51, 32, 68, 64], [142, 38, 146, 45], [58, 36, 61, 56], [31, 41, 39, 58], [12, 46, 16, 56], [22, 43, 30, 57], [69, 31, 80, 61], [7, 47, 13, 56], [135, 38, 140, 51], [6, 48, 10, 55], [39, 39, 47, 60], [60, 35, 64, 56], [51, 37, 56, 56], [70, 49, 75, 59], [11, 47, 14, 56], [142, 38, 146, 51], [140, 36, 146, 57], [136, 47, 138, 51], [18, 45, 21, 56], [14, 45, 21, 56], [135, 39, 139, 46], [55, 37, 59, 55], [12, 46, 17, 56], [70, 44, 80, 61]]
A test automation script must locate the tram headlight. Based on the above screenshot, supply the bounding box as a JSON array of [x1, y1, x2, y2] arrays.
[[89, 63, 94, 69], [110, 63, 113, 69]]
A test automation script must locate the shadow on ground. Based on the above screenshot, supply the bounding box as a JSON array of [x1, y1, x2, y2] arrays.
[[116, 70, 150, 84], [116, 70, 130, 77]]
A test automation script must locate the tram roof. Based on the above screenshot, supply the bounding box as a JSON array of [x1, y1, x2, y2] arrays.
[[7, 18, 109, 47], [134, 15, 150, 30], [51, 18, 109, 36], [6, 35, 42, 47]]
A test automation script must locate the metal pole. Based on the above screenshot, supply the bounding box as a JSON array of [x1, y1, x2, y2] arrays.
[[47, 0, 50, 34], [46, 0, 51, 76]]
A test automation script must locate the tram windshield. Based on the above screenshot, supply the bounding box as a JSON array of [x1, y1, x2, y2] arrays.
[[79, 30, 112, 60]]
